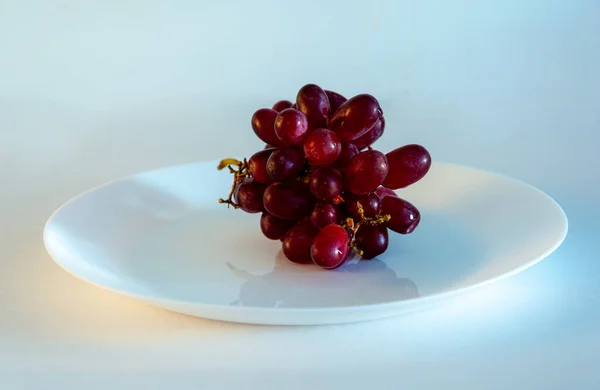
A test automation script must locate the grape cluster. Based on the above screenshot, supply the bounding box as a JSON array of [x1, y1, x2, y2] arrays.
[[218, 84, 431, 270]]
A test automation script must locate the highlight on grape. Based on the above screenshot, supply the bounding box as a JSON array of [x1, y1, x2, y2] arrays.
[[218, 84, 431, 270]]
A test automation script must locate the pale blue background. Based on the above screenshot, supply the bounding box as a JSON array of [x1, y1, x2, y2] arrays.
[[1, 1, 599, 388]]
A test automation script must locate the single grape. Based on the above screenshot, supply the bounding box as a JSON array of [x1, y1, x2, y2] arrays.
[[272, 100, 293, 112], [381, 196, 421, 234], [296, 84, 330, 129], [303, 128, 342, 166], [266, 146, 305, 181], [353, 117, 385, 150], [310, 202, 343, 229], [234, 179, 267, 214], [329, 94, 382, 141], [307, 167, 343, 201], [260, 212, 294, 240], [263, 181, 315, 220], [311, 224, 351, 269], [274, 108, 309, 146], [325, 90, 347, 115], [382, 144, 432, 189], [331, 142, 359, 173], [282, 218, 319, 263], [345, 150, 389, 195], [344, 192, 381, 219], [374, 186, 398, 199], [248, 148, 276, 184], [354, 224, 389, 260], [251, 108, 281, 146]]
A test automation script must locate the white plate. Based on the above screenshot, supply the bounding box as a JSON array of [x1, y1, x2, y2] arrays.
[[43, 160, 567, 325]]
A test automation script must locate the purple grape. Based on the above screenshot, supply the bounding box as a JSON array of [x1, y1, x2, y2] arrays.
[[307, 167, 343, 201], [345, 150, 389, 195], [383, 144, 432, 189], [260, 212, 294, 240], [381, 196, 421, 234], [296, 84, 330, 129], [331, 142, 359, 173], [251, 108, 281, 146], [274, 108, 309, 146], [325, 90, 347, 114], [303, 128, 341, 166], [266, 146, 305, 181], [344, 192, 381, 219], [354, 224, 389, 259], [282, 218, 319, 263], [310, 202, 343, 229], [272, 100, 293, 112], [353, 117, 385, 150], [248, 148, 276, 184], [263, 181, 314, 220], [329, 94, 382, 141], [311, 224, 351, 269], [234, 179, 266, 214]]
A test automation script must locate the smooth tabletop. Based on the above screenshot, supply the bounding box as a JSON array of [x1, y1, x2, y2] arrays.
[[1, 1, 599, 389]]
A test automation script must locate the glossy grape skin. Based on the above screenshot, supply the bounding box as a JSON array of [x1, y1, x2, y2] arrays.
[[296, 84, 330, 129], [303, 128, 342, 166], [310, 224, 351, 269], [274, 108, 309, 146], [381, 196, 421, 234], [329, 94, 383, 141], [234, 179, 266, 214], [263, 181, 314, 220], [345, 150, 389, 195], [353, 117, 385, 150], [310, 202, 343, 229], [331, 142, 359, 173], [374, 186, 398, 199], [354, 224, 389, 260], [344, 192, 381, 219], [325, 90, 347, 114], [307, 167, 343, 200], [382, 144, 432, 189], [248, 148, 276, 184], [272, 100, 293, 112], [266, 146, 305, 181], [251, 108, 281, 146], [260, 212, 294, 240], [282, 218, 319, 263]]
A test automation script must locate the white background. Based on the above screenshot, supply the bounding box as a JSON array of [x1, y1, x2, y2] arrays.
[[1, 0, 599, 388]]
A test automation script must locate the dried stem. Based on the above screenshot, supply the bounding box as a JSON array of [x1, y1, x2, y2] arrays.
[[217, 157, 249, 209]]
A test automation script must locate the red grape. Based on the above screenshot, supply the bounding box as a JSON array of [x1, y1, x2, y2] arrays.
[[374, 186, 398, 199], [383, 144, 432, 189], [296, 84, 330, 129], [307, 167, 343, 201], [274, 108, 309, 146], [345, 150, 389, 195], [303, 128, 341, 166], [234, 179, 266, 214], [325, 90, 347, 114], [310, 202, 343, 229], [263, 181, 314, 220], [344, 192, 381, 219], [282, 218, 319, 263], [251, 108, 281, 146], [248, 148, 276, 184], [353, 117, 385, 150], [311, 224, 351, 269], [354, 224, 389, 260], [381, 196, 421, 234], [266, 146, 305, 181], [331, 142, 359, 173], [329, 94, 382, 141], [272, 100, 293, 112], [260, 212, 294, 240]]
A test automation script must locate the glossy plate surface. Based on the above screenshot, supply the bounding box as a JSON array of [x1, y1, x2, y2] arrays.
[[43, 161, 568, 325]]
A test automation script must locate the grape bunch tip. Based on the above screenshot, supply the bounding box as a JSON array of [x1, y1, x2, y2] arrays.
[[217, 83, 432, 271]]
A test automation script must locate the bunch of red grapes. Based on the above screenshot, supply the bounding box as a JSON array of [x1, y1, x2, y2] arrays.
[[218, 84, 431, 270]]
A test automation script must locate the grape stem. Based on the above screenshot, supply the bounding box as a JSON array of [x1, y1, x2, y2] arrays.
[[217, 157, 249, 209], [344, 202, 391, 256]]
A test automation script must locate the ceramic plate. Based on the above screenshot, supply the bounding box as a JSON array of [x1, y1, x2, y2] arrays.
[[43, 160, 567, 325]]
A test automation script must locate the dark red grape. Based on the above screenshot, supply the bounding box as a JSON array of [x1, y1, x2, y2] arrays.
[[329, 94, 382, 141], [381, 196, 421, 234], [307, 167, 343, 201], [251, 108, 281, 146], [331, 142, 359, 173], [282, 218, 319, 263], [234, 179, 266, 214], [345, 150, 389, 195], [303, 128, 341, 166], [354, 224, 389, 259], [266, 146, 305, 181], [353, 117, 385, 150], [383, 144, 432, 189], [309, 202, 343, 229], [325, 90, 347, 114], [274, 108, 309, 146], [311, 224, 351, 269], [248, 148, 276, 184], [260, 212, 294, 240], [296, 84, 330, 129], [272, 100, 293, 112], [374, 186, 398, 199], [263, 181, 314, 220], [344, 192, 381, 219]]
